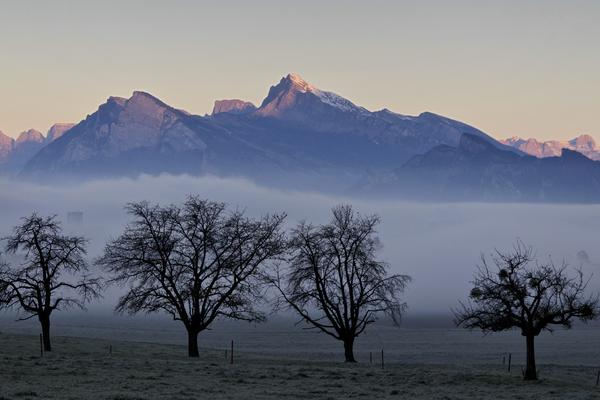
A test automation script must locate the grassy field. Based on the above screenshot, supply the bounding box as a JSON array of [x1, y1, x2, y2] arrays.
[[1, 332, 599, 400]]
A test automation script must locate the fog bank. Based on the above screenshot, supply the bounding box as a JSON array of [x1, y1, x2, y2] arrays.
[[1, 174, 599, 314]]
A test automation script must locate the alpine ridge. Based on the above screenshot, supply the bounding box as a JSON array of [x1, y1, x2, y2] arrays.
[[2, 72, 598, 202], [365, 133, 600, 202], [502, 134, 600, 161]]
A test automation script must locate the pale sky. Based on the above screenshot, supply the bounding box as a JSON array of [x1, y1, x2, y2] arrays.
[[0, 0, 598, 141]]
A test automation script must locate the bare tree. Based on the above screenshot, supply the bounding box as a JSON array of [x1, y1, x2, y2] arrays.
[[455, 242, 599, 380], [0, 214, 102, 351], [97, 197, 286, 357], [271, 205, 410, 362]]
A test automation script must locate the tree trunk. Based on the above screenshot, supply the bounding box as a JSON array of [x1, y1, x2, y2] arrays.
[[524, 334, 537, 380], [187, 329, 200, 358], [343, 338, 356, 363], [40, 314, 52, 352]]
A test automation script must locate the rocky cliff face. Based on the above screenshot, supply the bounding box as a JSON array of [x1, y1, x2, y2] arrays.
[[212, 99, 256, 115], [23, 91, 213, 175], [256, 73, 367, 118], [13, 73, 600, 202], [22, 73, 510, 184]]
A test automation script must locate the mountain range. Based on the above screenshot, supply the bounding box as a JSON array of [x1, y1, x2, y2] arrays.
[[366, 133, 600, 202], [501, 135, 600, 161], [2, 73, 599, 202], [0, 124, 75, 171]]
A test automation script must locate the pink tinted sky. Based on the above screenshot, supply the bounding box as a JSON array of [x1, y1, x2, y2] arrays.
[[0, 0, 598, 141]]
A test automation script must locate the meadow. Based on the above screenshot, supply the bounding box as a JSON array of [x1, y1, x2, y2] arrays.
[[1, 320, 599, 399]]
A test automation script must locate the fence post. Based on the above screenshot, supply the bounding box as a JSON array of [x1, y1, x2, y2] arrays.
[[370, 352, 372, 365], [596, 370, 599, 386], [230, 340, 234, 365], [507, 353, 512, 372], [39, 334, 43, 358], [381, 349, 384, 369]]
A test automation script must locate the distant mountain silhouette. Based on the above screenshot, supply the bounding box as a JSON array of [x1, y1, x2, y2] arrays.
[[502, 134, 600, 161], [22, 91, 286, 180], [0, 124, 76, 171], [10, 129, 45, 169], [6, 72, 600, 202], [0, 129, 45, 171], [45, 123, 76, 143], [365, 133, 600, 202], [20, 74, 511, 188], [0, 130, 13, 164], [212, 99, 256, 115]]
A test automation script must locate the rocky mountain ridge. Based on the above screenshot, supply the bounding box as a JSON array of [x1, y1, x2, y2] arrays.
[[501, 134, 600, 160], [2, 73, 599, 202]]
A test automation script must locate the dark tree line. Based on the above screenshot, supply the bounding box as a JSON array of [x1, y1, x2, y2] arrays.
[[1, 202, 598, 376], [0, 202, 409, 361]]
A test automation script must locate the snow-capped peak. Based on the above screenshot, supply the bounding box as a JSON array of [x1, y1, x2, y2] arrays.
[[502, 134, 600, 160], [283, 73, 366, 113], [312, 89, 365, 113], [286, 73, 314, 91]]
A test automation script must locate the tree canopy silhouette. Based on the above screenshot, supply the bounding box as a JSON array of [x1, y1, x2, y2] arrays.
[[0, 214, 102, 351], [455, 242, 599, 380], [97, 197, 287, 357], [271, 205, 410, 362]]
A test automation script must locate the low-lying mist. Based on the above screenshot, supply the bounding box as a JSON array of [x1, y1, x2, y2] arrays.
[[1, 174, 600, 315]]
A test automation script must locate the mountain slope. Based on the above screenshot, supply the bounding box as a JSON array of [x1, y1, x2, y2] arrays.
[[13, 73, 600, 202], [0, 129, 47, 171], [211, 73, 517, 173], [367, 134, 600, 202], [9, 129, 46, 168], [46, 123, 76, 143], [22, 91, 293, 180], [252, 73, 510, 157], [22, 73, 514, 188], [0, 125, 77, 172]]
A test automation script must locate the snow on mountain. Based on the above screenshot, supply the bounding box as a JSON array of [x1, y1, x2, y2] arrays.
[[256, 73, 368, 117], [17, 73, 517, 186], [6, 72, 600, 201], [311, 89, 365, 113], [502, 134, 600, 160], [569, 134, 597, 152], [288, 72, 366, 113]]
